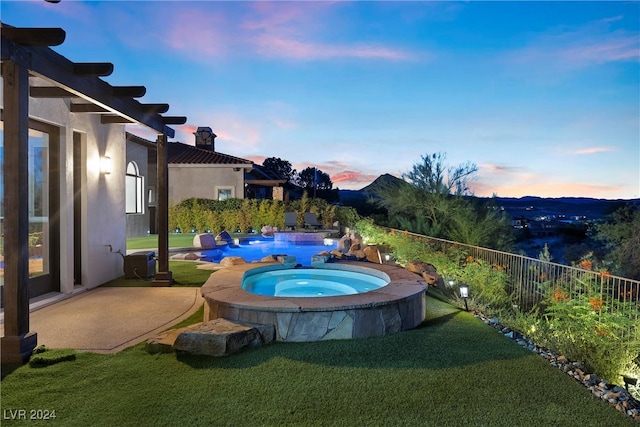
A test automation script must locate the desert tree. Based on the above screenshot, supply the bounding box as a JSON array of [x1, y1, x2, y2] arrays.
[[376, 152, 513, 250]]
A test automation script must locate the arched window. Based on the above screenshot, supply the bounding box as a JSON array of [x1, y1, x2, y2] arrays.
[[126, 161, 144, 214]]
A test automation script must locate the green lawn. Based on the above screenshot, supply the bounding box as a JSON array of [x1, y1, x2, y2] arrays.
[[1, 294, 633, 426], [126, 233, 199, 250], [100, 261, 214, 288]]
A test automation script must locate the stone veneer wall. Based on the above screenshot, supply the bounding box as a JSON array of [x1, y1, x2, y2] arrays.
[[211, 294, 425, 342]]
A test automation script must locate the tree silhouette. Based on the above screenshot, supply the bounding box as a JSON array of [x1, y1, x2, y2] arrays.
[[262, 157, 296, 183]]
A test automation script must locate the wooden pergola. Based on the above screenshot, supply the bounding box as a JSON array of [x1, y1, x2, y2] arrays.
[[1, 23, 186, 363]]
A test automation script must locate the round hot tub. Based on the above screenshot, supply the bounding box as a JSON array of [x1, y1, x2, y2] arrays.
[[242, 267, 390, 297], [201, 261, 427, 342]]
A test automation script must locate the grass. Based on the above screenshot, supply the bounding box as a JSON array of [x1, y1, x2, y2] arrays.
[[126, 232, 255, 251], [101, 261, 214, 288], [1, 294, 634, 426], [126, 233, 198, 250]]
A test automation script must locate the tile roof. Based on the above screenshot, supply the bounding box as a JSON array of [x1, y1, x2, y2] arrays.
[[167, 142, 253, 165]]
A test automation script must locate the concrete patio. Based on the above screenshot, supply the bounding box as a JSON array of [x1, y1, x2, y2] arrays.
[[0, 287, 203, 354]]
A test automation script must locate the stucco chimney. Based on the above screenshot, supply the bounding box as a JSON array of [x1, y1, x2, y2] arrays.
[[194, 126, 217, 151]]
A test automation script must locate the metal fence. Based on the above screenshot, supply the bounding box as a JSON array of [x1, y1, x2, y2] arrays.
[[395, 229, 640, 332]]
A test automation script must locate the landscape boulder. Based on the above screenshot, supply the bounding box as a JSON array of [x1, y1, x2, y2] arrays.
[[193, 233, 216, 249], [338, 231, 363, 253], [219, 256, 247, 267], [173, 319, 275, 357], [261, 225, 278, 236], [216, 231, 233, 244], [363, 245, 382, 264], [421, 271, 443, 286], [406, 261, 438, 275]]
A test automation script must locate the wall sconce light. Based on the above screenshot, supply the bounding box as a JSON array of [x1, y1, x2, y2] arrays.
[[459, 284, 470, 311], [100, 156, 112, 175]]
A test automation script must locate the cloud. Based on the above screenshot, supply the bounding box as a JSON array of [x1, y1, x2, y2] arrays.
[[245, 155, 266, 165], [162, 6, 231, 59], [575, 146, 615, 155], [290, 160, 382, 189], [251, 34, 414, 61], [503, 16, 639, 79], [479, 163, 524, 174], [474, 161, 634, 198]]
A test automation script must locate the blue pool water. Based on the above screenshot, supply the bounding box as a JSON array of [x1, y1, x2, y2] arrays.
[[242, 268, 389, 297], [200, 236, 338, 266]]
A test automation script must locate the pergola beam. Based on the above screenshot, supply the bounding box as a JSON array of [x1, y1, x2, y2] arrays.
[[70, 103, 108, 113], [112, 86, 146, 98], [101, 115, 134, 124], [162, 116, 188, 125], [73, 62, 114, 77], [1, 27, 176, 137], [140, 103, 170, 113], [30, 86, 78, 98], [0, 26, 65, 46]]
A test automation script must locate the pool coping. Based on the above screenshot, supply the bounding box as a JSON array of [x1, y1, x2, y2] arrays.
[[201, 260, 427, 313]]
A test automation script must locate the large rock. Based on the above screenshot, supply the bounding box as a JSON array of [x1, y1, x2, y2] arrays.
[[216, 231, 233, 243], [193, 233, 216, 249], [261, 225, 278, 236], [352, 249, 367, 260], [363, 245, 382, 264], [338, 231, 363, 253], [184, 252, 202, 261], [173, 319, 275, 357], [422, 271, 442, 286], [219, 256, 247, 267], [407, 261, 438, 275]]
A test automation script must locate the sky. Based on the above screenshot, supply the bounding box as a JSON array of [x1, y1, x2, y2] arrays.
[[2, 1, 639, 199]]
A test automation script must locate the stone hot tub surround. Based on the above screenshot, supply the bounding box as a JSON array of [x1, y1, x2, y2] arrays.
[[201, 261, 427, 342]]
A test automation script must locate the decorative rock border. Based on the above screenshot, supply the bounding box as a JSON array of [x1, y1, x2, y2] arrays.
[[201, 261, 427, 342], [476, 312, 640, 422]]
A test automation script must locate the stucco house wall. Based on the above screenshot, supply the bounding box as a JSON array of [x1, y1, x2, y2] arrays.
[[168, 164, 245, 204], [2, 87, 127, 293]]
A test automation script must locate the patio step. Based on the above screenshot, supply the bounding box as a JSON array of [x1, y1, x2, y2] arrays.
[[146, 318, 275, 356]]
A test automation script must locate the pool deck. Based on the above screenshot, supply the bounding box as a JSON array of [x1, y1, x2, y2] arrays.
[[201, 260, 427, 342]]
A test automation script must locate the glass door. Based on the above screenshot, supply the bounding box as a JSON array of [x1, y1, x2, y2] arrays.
[[27, 121, 59, 297]]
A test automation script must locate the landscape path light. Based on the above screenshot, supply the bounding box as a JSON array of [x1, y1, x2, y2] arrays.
[[459, 284, 469, 312], [622, 374, 638, 392]]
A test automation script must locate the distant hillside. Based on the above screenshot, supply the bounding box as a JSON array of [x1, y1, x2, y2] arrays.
[[359, 173, 406, 196], [340, 174, 639, 220], [338, 174, 405, 205], [485, 196, 639, 220]]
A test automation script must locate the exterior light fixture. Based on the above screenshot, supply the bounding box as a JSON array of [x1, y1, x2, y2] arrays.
[[100, 156, 112, 174], [385, 254, 390, 264], [459, 284, 470, 311], [623, 375, 638, 392]]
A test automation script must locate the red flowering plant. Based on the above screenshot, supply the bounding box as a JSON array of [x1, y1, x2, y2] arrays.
[[536, 277, 640, 383]]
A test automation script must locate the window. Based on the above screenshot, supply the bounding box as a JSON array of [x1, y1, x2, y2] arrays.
[[126, 161, 144, 214], [217, 187, 233, 201]]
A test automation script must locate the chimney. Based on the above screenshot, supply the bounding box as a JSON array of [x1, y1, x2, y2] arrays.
[[194, 126, 217, 151]]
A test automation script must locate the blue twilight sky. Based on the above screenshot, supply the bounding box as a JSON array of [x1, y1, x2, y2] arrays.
[[2, 1, 639, 198]]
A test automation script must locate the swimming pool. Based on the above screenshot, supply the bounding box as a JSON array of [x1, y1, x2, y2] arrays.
[[200, 234, 338, 266], [242, 267, 390, 297]]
